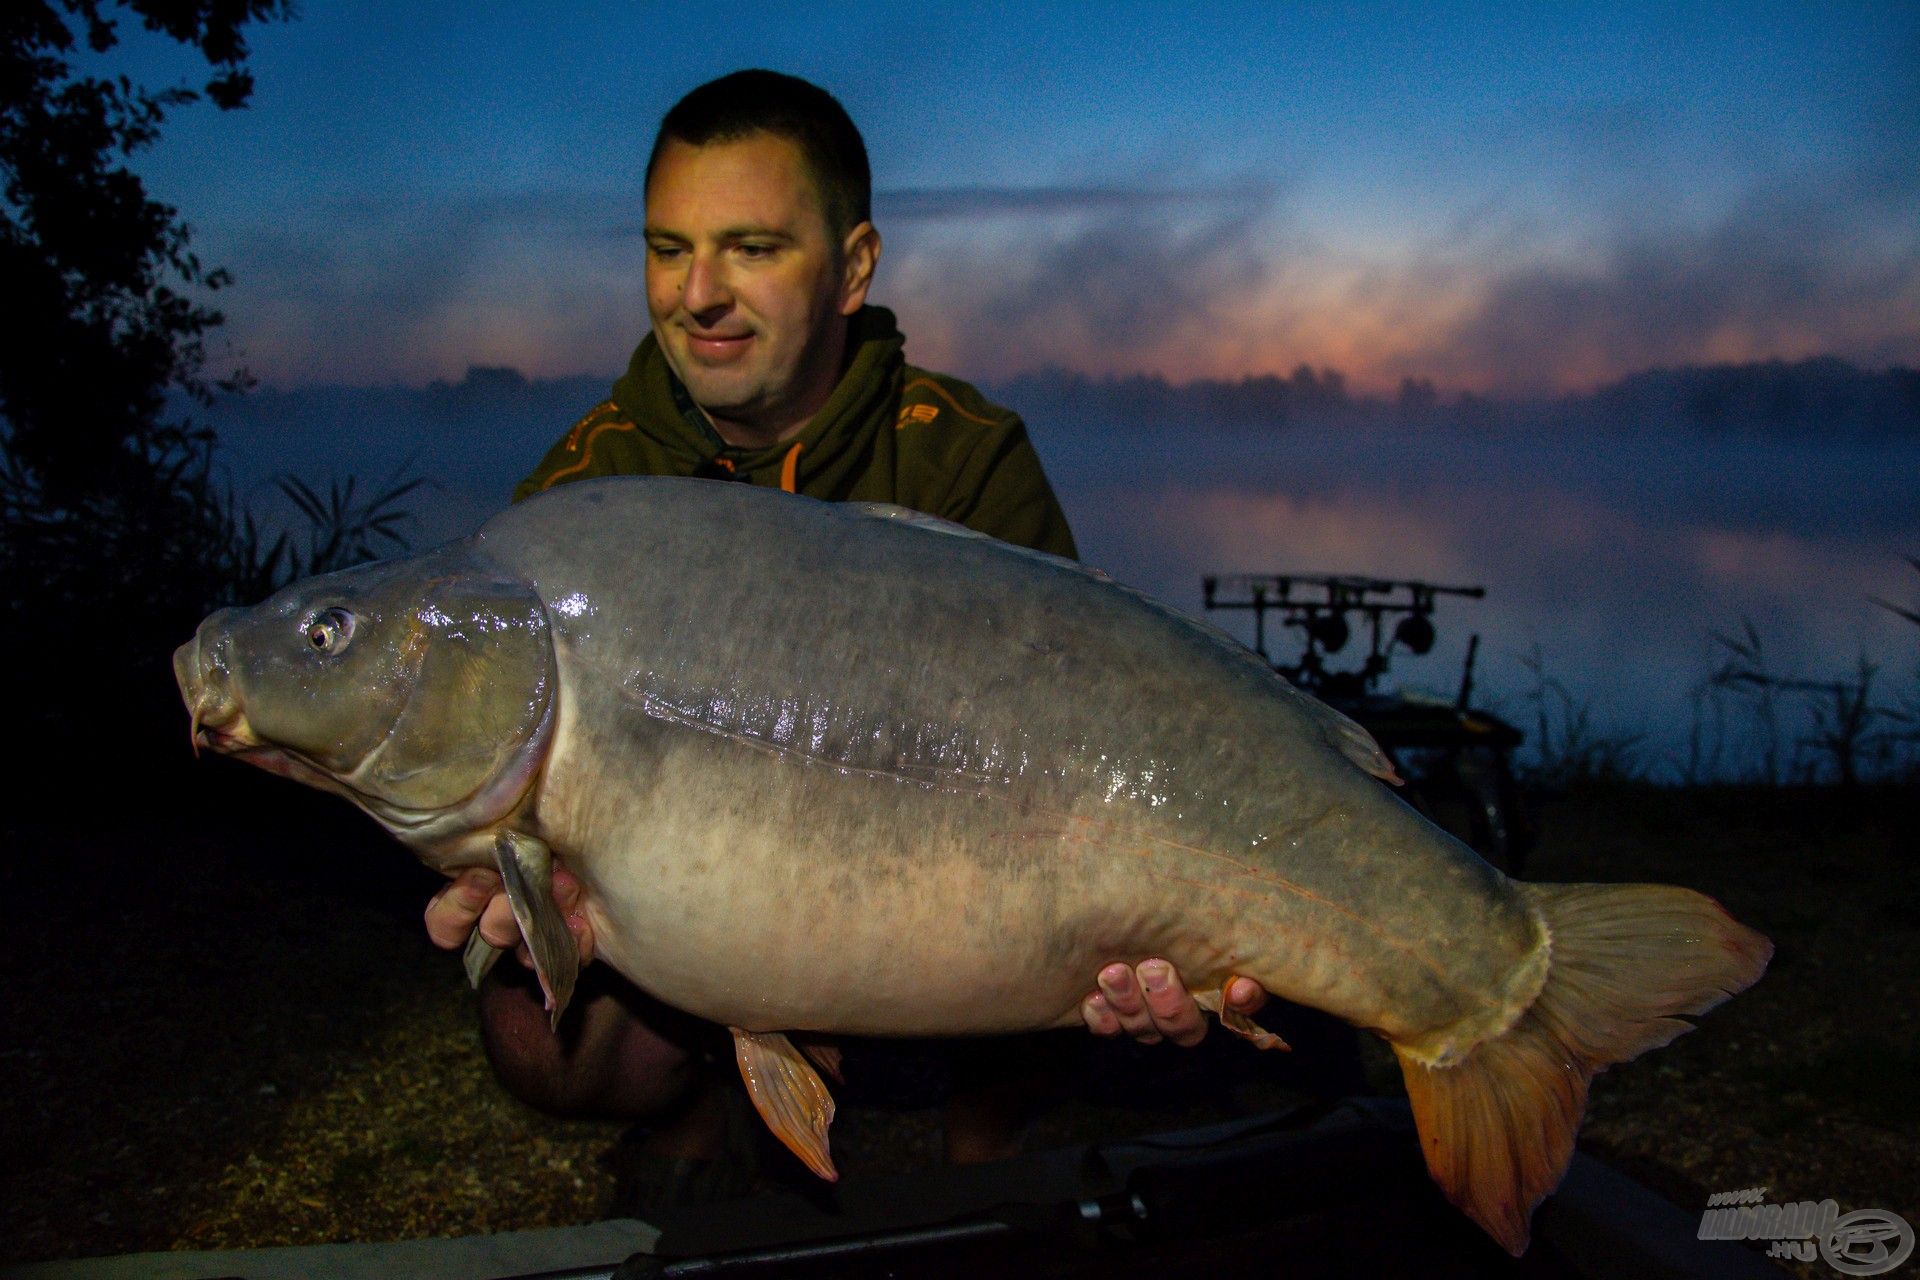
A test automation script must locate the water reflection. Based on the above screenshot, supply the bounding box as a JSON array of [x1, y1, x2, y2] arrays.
[[1047, 423, 1920, 777]]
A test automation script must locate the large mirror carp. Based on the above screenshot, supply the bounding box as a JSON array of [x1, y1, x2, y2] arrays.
[[174, 476, 1769, 1255]]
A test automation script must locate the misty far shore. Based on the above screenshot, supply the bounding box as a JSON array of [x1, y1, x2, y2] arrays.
[[210, 354, 1919, 440]]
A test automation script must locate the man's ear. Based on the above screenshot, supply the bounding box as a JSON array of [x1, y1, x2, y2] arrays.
[[838, 221, 881, 315]]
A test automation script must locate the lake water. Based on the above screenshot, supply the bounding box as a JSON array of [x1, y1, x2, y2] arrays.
[[1036, 419, 1919, 781]]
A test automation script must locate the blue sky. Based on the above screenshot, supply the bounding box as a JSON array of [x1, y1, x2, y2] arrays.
[[101, 1, 1919, 391]]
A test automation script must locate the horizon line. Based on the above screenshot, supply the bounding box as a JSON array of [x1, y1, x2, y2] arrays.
[[212, 352, 1919, 404]]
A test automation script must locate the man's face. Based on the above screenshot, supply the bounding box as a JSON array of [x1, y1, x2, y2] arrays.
[[643, 133, 874, 440]]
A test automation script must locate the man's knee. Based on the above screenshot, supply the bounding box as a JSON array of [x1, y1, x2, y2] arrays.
[[476, 964, 702, 1120]]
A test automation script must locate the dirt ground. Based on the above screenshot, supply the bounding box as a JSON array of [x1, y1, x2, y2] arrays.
[[2, 774, 1913, 1274]]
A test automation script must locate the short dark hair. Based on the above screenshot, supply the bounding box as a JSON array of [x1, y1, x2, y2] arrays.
[[645, 70, 872, 239]]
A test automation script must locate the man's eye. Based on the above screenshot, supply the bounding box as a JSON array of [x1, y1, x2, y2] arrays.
[[648, 243, 685, 260], [736, 242, 776, 259]]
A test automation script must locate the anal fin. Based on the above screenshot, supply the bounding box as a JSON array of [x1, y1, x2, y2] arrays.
[[731, 1028, 838, 1181]]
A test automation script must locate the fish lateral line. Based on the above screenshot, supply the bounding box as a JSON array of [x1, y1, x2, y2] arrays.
[[626, 686, 1036, 795]]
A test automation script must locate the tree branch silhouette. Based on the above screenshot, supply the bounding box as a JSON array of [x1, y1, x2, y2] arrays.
[[1, 1, 291, 770]]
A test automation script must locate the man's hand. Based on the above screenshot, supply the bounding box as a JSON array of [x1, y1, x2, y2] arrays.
[[1081, 960, 1268, 1047], [424, 866, 595, 970]]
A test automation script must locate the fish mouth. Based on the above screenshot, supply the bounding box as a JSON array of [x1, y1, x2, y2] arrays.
[[175, 624, 254, 758], [182, 687, 325, 786], [182, 677, 278, 764], [191, 714, 263, 757]]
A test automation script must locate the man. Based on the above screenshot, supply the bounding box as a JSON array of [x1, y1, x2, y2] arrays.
[[424, 69, 1268, 1191]]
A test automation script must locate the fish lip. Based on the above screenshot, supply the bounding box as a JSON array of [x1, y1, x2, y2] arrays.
[[194, 721, 261, 754], [187, 693, 251, 757], [178, 620, 246, 757]]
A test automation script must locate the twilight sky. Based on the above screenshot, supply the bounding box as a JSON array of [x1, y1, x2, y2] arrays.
[[108, 1, 1919, 394]]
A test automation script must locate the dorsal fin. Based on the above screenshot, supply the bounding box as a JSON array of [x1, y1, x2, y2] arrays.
[[1297, 695, 1402, 784], [844, 502, 984, 539]]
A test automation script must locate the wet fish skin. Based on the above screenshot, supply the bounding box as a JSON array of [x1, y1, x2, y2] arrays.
[[174, 476, 1770, 1254]]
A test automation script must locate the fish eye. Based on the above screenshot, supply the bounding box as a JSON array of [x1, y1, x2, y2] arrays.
[[304, 607, 356, 655]]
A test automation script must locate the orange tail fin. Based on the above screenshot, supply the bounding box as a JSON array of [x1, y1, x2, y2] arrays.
[[1395, 882, 1770, 1255]]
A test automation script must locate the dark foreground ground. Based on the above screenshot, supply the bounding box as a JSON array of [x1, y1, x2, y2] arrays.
[[2, 773, 1914, 1276]]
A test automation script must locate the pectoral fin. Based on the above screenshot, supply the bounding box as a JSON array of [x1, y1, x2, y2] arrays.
[[1195, 983, 1290, 1051], [491, 830, 578, 1029], [731, 1028, 838, 1181]]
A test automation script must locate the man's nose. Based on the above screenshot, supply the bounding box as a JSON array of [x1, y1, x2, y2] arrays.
[[682, 249, 731, 317]]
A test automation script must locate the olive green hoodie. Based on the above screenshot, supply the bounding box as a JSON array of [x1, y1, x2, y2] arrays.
[[514, 306, 1076, 559]]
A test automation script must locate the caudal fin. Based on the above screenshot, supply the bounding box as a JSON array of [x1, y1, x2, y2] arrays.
[[1394, 882, 1771, 1256]]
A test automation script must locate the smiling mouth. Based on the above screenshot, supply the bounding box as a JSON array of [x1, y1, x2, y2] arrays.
[[685, 329, 754, 361]]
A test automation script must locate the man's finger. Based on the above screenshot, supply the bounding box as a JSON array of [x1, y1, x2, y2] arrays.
[[1137, 959, 1207, 1047], [1096, 963, 1161, 1043], [424, 868, 500, 950], [552, 867, 581, 914], [551, 868, 596, 965], [545, 867, 587, 967], [1081, 992, 1122, 1037], [477, 892, 523, 951], [1225, 975, 1269, 1014]]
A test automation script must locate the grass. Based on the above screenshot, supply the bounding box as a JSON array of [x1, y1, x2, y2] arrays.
[[1743, 1036, 1920, 1137]]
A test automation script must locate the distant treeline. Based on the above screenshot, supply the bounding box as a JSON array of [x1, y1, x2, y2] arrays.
[[253, 366, 608, 432], [989, 356, 1920, 436], [210, 355, 1919, 450], [992, 363, 1360, 429], [1575, 358, 1920, 436]]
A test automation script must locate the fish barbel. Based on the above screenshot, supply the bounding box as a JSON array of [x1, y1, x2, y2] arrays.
[[173, 476, 1769, 1254]]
